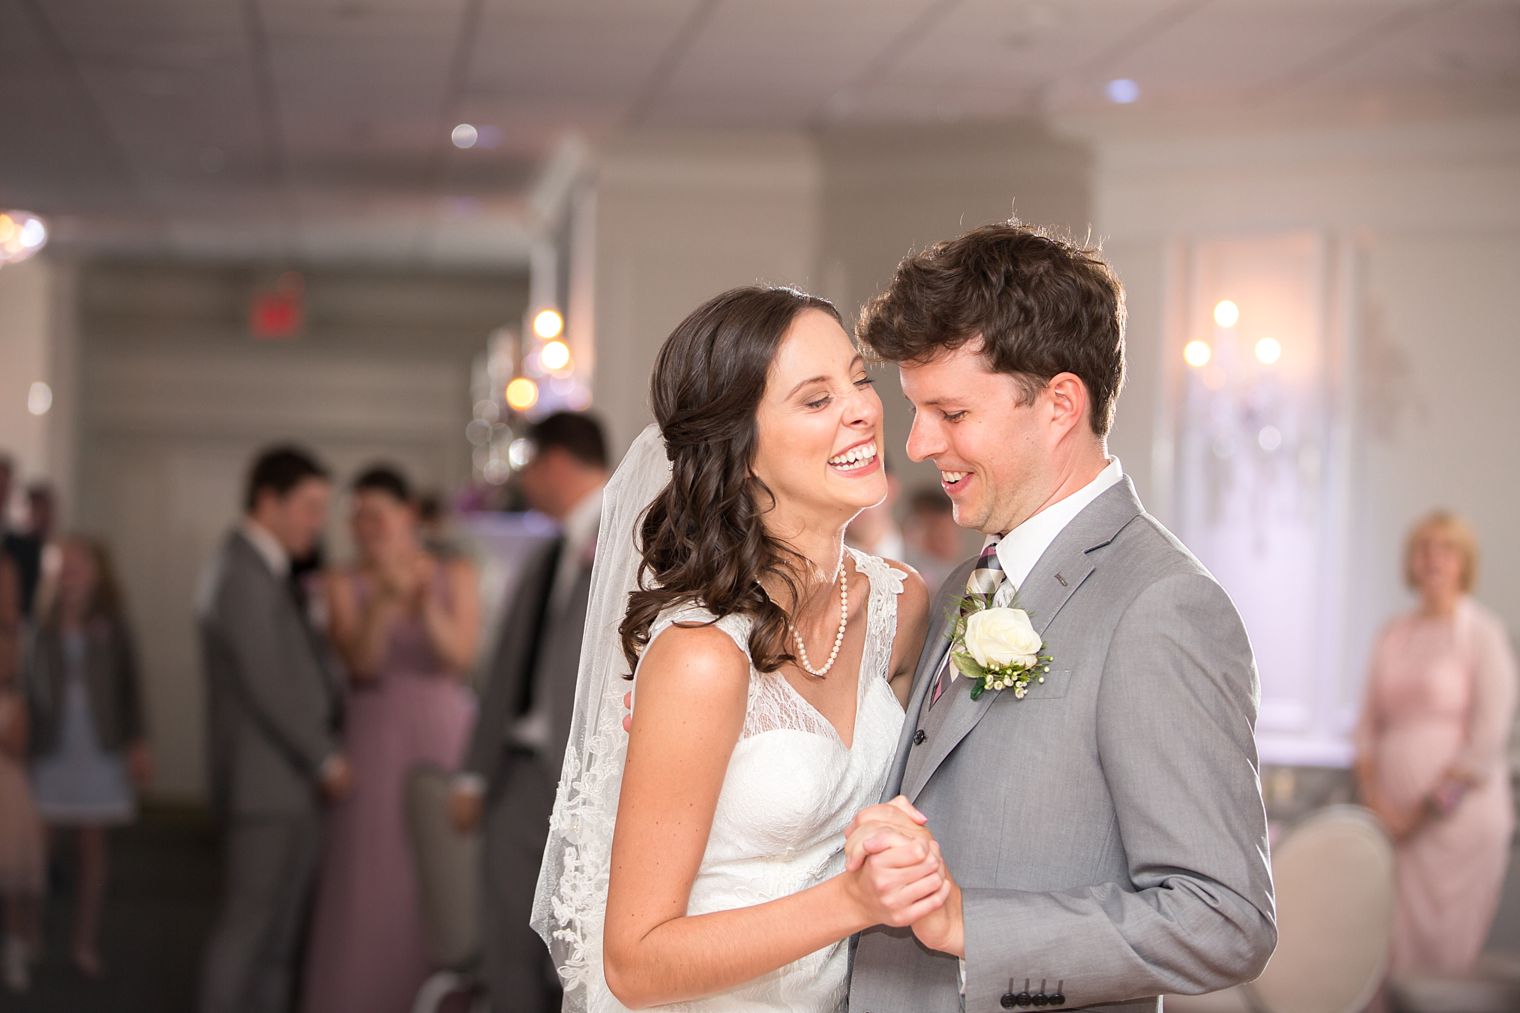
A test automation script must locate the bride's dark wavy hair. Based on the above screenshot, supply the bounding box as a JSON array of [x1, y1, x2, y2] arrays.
[[619, 285, 843, 673]]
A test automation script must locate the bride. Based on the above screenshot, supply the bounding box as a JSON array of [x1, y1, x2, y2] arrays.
[[533, 286, 941, 1010]]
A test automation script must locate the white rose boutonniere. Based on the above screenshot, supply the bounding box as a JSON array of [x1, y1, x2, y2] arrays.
[[949, 597, 1053, 701]]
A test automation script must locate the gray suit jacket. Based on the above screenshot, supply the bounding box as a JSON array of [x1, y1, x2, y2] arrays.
[[850, 479, 1276, 1013], [462, 533, 594, 796], [197, 530, 342, 820]]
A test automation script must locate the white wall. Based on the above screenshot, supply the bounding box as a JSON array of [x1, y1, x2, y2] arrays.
[[75, 262, 525, 802], [579, 110, 1520, 767], [815, 122, 1093, 510], [586, 122, 1093, 484], [589, 130, 822, 456], [1075, 111, 1520, 763], [0, 257, 79, 526]]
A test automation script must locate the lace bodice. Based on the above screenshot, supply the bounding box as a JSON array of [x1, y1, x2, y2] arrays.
[[635, 548, 908, 1012]]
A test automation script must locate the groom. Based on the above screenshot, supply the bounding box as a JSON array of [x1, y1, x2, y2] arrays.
[[846, 222, 1276, 1012]]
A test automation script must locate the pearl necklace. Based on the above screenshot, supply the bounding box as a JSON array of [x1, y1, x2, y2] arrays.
[[791, 561, 849, 679]]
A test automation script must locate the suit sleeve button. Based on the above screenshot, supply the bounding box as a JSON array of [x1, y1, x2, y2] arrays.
[[913, 729, 927, 745], [1000, 994, 1018, 1009]]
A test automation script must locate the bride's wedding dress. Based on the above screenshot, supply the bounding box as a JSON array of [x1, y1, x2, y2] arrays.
[[642, 548, 907, 1011], [533, 426, 907, 1013]]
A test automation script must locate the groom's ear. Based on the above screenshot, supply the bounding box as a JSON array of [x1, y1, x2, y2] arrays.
[[1045, 372, 1090, 436]]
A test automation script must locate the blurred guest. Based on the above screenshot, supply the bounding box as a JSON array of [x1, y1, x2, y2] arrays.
[[0, 555, 44, 993], [845, 454, 904, 560], [0, 457, 42, 617], [26, 535, 150, 978], [24, 483, 56, 545], [902, 485, 962, 592], [416, 489, 472, 561], [1354, 511, 1518, 975], [197, 446, 349, 1013], [450, 411, 609, 1013], [301, 465, 479, 1013]]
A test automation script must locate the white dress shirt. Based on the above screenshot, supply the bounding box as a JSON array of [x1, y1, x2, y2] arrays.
[[550, 488, 603, 612], [240, 518, 291, 578]]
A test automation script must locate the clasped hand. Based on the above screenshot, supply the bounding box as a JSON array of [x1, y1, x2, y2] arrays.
[[840, 796, 961, 954]]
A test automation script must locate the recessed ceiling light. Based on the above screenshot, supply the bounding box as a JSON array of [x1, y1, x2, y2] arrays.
[[451, 123, 479, 149], [1105, 78, 1140, 105]]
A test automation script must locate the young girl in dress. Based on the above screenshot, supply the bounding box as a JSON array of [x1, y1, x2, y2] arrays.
[[26, 535, 150, 978], [0, 555, 45, 993]]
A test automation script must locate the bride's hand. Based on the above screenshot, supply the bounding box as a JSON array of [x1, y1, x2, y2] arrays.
[[839, 826, 948, 928], [843, 796, 929, 872]]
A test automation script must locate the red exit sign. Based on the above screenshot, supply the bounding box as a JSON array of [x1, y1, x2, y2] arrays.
[[250, 273, 305, 340]]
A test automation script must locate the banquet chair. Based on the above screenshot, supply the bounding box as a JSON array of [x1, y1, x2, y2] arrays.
[[1168, 805, 1395, 1013], [406, 763, 489, 1013]]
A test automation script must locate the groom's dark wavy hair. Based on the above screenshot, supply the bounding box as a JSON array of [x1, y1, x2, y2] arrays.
[[857, 219, 1127, 437], [619, 285, 841, 673]]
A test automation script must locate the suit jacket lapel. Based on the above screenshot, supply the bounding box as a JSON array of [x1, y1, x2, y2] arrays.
[[903, 479, 1144, 802], [882, 559, 973, 800]]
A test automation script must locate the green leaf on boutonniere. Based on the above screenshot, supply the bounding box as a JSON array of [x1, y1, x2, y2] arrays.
[[951, 651, 986, 682], [969, 679, 985, 701]]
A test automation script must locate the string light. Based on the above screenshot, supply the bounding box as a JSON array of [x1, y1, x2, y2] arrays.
[[506, 376, 540, 411], [532, 308, 564, 340], [540, 339, 572, 372]]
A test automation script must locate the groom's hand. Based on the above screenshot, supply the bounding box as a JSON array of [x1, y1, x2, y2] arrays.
[[904, 848, 964, 957]]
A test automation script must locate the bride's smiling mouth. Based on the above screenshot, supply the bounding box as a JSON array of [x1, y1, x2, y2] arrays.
[[826, 439, 880, 475]]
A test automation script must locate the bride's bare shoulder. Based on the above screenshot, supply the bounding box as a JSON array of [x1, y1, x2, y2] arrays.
[[636, 621, 751, 707]]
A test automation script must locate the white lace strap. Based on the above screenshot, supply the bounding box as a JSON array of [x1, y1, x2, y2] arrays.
[[845, 549, 906, 688], [846, 547, 908, 601], [645, 603, 753, 663]]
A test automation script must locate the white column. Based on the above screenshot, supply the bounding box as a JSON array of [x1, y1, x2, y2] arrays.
[[0, 257, 78, 526]]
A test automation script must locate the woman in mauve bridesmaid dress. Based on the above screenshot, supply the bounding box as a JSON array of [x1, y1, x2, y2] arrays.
[[301, 467, 479, 1013]]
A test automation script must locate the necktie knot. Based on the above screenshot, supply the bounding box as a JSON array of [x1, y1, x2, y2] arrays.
[[963, 541, 1006, 609]]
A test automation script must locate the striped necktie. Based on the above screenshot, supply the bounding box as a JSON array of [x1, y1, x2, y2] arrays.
[[930, 540, 1006, 708]]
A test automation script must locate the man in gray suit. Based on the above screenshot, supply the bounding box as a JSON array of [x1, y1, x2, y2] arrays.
[[449, 411, 609, 1013], [198, 445, 350, 1013], [846, 222, 1277, 1012]]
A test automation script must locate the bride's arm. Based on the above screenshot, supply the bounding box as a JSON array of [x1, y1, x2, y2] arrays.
[[604, 624, 945, 1009], [884, 563, 930, 707]]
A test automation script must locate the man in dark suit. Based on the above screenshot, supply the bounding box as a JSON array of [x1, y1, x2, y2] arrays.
[[197, 446, 350, 1013], [0, 454, 42, 618], [451, 412, 610, 1013]]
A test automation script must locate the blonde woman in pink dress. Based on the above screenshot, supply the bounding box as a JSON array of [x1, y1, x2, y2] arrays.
[[301, 465, 479, 1013], [1354, 511, 1518, 975]]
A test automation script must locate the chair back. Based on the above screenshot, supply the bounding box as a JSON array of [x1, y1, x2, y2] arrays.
[[1245, 805, 1395, 1013], [405, 764, 481, 970]]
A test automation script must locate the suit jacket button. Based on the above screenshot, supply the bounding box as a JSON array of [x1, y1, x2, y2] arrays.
[[1032, 994, 1050, 1007], [1013, 991, 1031, 1007], [1000, 994, 1017, 1009], [1050, 993, 1066, 1006], [913, 729, 927, 745]]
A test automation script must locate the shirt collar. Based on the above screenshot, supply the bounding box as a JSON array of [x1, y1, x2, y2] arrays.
[[993, 457, 1124, 589], [239, 518, 291, 578]]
